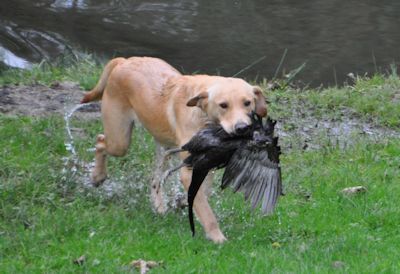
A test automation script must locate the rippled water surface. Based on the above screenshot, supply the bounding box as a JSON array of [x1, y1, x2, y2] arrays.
[[1, 0, 400, 85]]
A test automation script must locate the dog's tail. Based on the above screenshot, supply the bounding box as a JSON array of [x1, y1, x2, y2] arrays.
[[81, 57, 125, 103]]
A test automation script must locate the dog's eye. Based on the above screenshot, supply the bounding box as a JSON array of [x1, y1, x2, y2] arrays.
[[219, 103, 228, 109], [244, 100, 251, 107]]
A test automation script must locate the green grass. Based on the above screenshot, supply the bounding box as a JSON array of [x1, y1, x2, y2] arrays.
[[1, 114, 399, 273], [265, 68, 400, 128]]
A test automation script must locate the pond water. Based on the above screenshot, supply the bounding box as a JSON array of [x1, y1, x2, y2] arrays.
[[1, 0, 399, 85]]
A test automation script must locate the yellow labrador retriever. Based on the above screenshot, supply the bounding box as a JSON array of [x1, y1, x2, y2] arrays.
[[81, 57, 267, 243]]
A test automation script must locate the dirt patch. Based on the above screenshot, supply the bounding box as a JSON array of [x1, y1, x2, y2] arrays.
[[270, 92, 400, 150], [0, 81, 100, 120], [276, 113, 400, 151]]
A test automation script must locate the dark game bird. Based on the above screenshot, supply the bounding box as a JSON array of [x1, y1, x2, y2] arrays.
[[166, 114, 282, 235]]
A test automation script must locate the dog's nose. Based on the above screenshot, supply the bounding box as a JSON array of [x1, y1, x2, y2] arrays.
[[235, 123, 250, 135]]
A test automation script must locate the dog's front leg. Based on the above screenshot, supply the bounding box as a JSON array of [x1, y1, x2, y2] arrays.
[[180, 166, 227, 243], [150, 143, 169, 214]]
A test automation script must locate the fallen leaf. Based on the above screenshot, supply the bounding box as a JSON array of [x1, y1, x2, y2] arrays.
[[271, 242, 281, 248], [73, 255, 86, 266], [341, 186, 367, 195], [130, 259, 161, 274], [332, 260, 345, 268]]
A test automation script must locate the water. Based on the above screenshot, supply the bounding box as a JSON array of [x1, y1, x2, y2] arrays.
[[64, 103, 92, 156], [0, 46, 31, 68], [1, 0, 400, 85], [62, 103, 94, 186]]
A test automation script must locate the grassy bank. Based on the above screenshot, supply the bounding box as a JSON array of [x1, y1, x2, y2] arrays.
[[1, 59, 399, 272]]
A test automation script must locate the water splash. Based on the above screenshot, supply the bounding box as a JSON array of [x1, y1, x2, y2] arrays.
[[62, 102, 97, 185], [64, 103, 93, 156]]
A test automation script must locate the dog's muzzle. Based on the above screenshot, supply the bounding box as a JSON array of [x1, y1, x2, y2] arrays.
[[234, 122, 251, 135]]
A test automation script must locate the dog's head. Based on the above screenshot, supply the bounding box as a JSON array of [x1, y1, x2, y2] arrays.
[[187, 78, 267, 134]]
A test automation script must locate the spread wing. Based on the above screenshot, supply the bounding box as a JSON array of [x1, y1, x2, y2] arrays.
[[221, 144, 282, 215]]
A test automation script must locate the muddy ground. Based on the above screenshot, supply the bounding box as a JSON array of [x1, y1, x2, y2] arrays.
[[0, 82, 100, 120]]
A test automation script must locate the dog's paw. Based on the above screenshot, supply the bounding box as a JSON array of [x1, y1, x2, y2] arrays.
[[151, 186, 168, 214], [206, 229, 227, 244], [95, 134, 106, 151], [91, 172, 107, 187], [153, 203, 168, 215]]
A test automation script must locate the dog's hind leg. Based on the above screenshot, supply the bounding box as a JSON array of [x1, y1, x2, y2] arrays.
[[150, 143, 171, 214]]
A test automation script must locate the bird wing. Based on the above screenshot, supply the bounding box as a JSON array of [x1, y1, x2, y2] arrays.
[[221, 145, 282, 215], [187, 168, 209, 236]]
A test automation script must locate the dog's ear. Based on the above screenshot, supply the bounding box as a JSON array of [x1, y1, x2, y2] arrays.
[[186, 92, 209, 109], [253, 86, 267, 117]]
